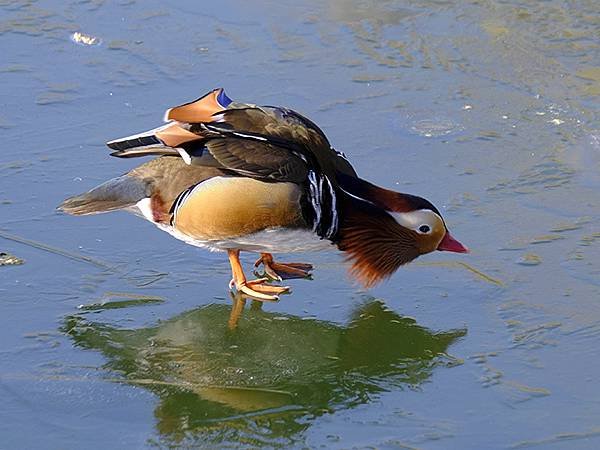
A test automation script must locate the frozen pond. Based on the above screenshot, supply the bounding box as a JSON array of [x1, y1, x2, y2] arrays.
[[1, 1, 600, 448]]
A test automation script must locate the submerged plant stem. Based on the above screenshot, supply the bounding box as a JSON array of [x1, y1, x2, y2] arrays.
[[0, 229, 112, 269], [417, 261, 504, 286]]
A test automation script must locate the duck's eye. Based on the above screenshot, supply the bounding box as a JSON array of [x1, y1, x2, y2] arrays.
[[418, 224, 431, 234]]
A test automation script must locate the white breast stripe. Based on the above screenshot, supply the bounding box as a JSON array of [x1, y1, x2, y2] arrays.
[[308, 170, 321, 232], [318, 173, 324, 205], [306, 171, 338, 239], [172, 184, 197, 223], [324, 175, 338, 238]]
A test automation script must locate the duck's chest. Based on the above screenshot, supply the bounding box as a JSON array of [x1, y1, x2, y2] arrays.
[[136, 176, 333, 253], [173, 176, 307, 236]]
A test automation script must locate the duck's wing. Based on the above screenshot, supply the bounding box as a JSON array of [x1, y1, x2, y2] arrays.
[[206, 106, 357, 178], [201, 137, 308, 183], [106, 89, 355, 183]]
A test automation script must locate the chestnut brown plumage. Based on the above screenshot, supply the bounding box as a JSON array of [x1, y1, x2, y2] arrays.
[[336, 196, 420, 287]]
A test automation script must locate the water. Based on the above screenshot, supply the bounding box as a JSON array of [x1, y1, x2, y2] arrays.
[[1, 1, 599, 448]]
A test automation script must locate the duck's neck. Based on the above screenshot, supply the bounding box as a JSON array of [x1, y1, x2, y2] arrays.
[[334, 187, 420, 287], [331, 175, 426, 287]]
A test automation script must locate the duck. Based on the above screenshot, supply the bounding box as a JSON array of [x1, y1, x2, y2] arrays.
[[59, 88, 468, 300]]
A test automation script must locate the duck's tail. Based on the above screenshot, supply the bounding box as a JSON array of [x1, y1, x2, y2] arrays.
[[58, 175, 147, 216], [106, 123, 183, 159]]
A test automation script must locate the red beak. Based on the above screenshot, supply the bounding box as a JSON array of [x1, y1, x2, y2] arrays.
[[437, 232, 469, 253]]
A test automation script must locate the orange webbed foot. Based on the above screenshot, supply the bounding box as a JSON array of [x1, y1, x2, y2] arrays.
[[228, 250, 290, 301]]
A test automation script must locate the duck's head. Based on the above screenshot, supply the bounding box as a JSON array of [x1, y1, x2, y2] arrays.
[[336, 176, 468, 287], [387, 200, 468, 256]]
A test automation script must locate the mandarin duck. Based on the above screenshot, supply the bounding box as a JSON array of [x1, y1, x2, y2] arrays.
[[59, 89, 468, 300]]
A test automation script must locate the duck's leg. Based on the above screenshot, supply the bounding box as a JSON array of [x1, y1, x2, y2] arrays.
[[228, 250, 290, 301], [254, 253, 313, 281]]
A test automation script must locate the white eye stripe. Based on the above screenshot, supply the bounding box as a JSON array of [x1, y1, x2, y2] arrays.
[[390, 209, 442, 232]]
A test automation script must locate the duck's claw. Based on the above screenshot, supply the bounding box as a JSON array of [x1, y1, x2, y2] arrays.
[[254, 253, 313, 280], [229, 277, 269, 290], [238, 284, 277, 301], [260, 261, 283, 282], [228, 249, 291, 301], [246, 278, 289, 290], [268, 262, 312, 279], [235, 279, 289, 301]]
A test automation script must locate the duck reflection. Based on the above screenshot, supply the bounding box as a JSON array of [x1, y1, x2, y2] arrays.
[[63, 297, 465, 444]]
